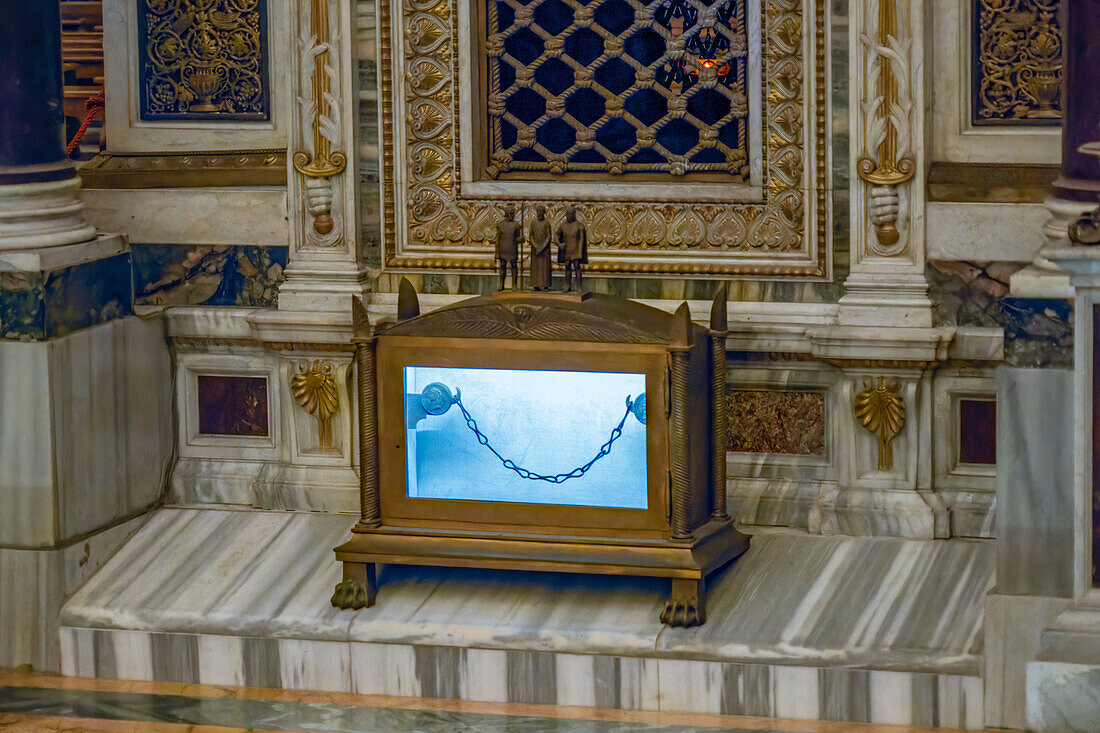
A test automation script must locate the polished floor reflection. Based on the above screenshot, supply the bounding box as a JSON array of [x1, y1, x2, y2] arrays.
[[0, 673, 989, 732]]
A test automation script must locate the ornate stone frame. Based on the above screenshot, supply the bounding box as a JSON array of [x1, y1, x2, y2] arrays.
[[379, 0, 829, 277]]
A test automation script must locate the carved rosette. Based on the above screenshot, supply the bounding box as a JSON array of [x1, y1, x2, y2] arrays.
[[856, 0, 915, 255], [380, 0, 828, 277], [293, 0, 348, 245]]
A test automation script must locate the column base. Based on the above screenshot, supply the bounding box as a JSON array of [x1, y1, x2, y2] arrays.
[[1010, 195, 1096, 298], [0, 176, 96, 250]]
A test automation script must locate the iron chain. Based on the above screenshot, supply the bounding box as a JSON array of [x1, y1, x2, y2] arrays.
[[452, 394, 635, 484]]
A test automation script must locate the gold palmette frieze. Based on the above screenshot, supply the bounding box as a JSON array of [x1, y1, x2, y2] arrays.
[[293, 0, 347, 235], [856, 0, 915, 248]]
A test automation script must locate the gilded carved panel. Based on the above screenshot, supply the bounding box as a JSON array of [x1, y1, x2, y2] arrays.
[[380, 0, 828, 277], [972, 0, 1062, 125], [138, 0, 271, 121]]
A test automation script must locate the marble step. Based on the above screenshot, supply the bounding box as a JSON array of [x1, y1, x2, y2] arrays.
[[58, 506, 992, 728]]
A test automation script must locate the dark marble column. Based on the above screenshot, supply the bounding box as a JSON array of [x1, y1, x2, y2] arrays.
[[0, 0, 74, 184], [1056, 0, 1100, 201]]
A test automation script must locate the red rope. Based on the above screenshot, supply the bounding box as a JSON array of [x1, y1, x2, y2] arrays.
[[66, 89, 105, 157]]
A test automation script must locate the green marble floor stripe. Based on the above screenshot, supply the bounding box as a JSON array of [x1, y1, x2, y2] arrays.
[[0, 687, 773, 732]]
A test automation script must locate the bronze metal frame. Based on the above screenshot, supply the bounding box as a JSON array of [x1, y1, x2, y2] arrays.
[[333, 285, 748, 626]]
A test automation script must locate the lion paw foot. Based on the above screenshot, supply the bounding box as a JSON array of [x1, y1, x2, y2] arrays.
[[330, 579, 372, 610], [660, 597, 704, 627]]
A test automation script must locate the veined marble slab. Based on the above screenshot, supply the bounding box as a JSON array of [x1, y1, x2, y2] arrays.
[[62, 507, 991, 674]]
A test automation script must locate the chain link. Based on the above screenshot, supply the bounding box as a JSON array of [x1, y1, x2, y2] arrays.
[[452, 394, 636, 484]]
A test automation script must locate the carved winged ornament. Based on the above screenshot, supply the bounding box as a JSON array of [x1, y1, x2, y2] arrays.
[[853, 376, 906, 471], [291, 359, 339, 448]]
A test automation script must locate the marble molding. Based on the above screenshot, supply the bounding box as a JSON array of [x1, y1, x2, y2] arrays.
[[928, 260, 1073, 368], [60, 507, 991, 726], [0, 316, 172, 548], [932, 368, 998, 539], [132, 244, 287, 308]]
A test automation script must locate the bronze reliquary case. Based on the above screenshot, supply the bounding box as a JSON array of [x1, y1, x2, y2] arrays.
[[332, 282, 748, 626]]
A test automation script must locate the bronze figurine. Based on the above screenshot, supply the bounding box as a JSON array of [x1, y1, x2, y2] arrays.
[[528, 204, 553, 291], [558, 206, 588, 292], [495, 204, 523, 290]]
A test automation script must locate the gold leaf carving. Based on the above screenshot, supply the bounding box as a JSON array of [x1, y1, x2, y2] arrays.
[[291, 359, 339, 449], [853, 377, 906, 471]]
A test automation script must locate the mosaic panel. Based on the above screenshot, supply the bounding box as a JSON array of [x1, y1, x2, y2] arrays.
[[485, 0, 751, 179], [959, 398, 996, 465], [972, 0, 1062, 125], [197, 375, 269, 436], [138, 0, 271, 121], [727, 388, 826, 455]]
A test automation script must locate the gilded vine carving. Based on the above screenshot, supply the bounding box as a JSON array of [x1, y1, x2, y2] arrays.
[[138, 0, 269, 120], [974, 0, 1062, 124], [381, 0, 828, 277]]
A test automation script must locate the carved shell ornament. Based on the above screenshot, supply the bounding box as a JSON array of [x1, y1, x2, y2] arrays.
[[291, 359, 339, 448], [853, 376, 906, 471]]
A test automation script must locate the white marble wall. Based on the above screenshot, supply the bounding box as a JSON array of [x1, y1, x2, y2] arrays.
[[0, 316, 173, 547], [996, 367, 1076, 597], [0, 513, 148, 671]]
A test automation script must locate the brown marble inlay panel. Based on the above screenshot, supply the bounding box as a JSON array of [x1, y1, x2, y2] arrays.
[[197, 375, 269, 437], [959, 398, 997, 465], [727, 389, 825, 456]]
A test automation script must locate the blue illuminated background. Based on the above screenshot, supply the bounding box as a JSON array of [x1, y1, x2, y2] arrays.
[[404, 366, 648, 508]]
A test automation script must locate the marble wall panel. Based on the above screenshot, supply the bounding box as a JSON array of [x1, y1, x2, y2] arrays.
[[132, 244, 286, 308], [728, 389, 826, 455], [0, 317, 172, 548], [928, 260, 1073, 367], [996, 366, 1076, 597], [0, 255, 132, 341], [1027, 660, 1100, 732]]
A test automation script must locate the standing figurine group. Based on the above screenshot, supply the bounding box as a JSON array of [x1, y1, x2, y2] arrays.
[[495, 205, 588, 292]]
